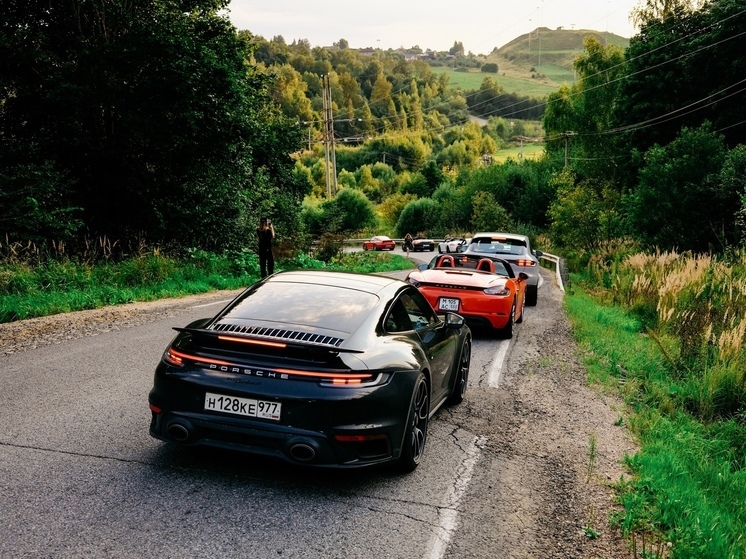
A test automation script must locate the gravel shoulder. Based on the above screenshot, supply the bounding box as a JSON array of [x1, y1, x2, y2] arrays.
[[0, 271, 637, 558]]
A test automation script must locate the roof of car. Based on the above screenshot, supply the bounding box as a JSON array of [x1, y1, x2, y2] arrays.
[[472, 232, 529, 241]]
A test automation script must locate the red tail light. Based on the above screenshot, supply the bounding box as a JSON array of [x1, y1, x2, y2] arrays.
[[334, 434, 388, 443], [515, 259, 536, 267]]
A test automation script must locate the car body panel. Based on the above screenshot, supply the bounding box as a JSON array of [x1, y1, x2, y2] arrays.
[[410, 237, 436, 252], [462, 232, 542, 305], [405, 254, 527, 333], [149, 270, 471, 469], [438, 237, 469, 253], [362, 235, 396, 251]]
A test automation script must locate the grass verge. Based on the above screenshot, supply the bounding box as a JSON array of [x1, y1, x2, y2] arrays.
[[565, 286, 746, 559], [0, 249, 414, 323]]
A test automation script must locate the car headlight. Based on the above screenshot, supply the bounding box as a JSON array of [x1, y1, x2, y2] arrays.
[[483, 286, 510, 296], [408, 277, 421, 288]]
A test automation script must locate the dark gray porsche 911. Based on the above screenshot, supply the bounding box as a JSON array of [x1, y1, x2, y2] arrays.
[[148, 270, 471, 472]]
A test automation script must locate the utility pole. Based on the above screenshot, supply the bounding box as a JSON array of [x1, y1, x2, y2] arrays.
[[321, 75, 338, 197], [563, 131, 576, 168]]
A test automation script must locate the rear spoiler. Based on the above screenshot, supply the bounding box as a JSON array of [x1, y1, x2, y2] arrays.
[[172, 327, 365, 354]]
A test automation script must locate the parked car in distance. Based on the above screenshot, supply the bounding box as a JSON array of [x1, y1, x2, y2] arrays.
[[438, 237, 469, 254], [406, 253, 528, 338], [148, 270, 472, 472], [462, 233, 543, 306], [410, 237, 436, 252], [362, 235, 396, 251]]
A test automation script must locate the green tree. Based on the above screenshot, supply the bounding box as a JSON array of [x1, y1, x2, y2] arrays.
[[0, 0, 308, 253], [320, 188, 377, 233], [624, 124, 731, 252], [396, 198, 439, 237], [471, 191, 512, 232]]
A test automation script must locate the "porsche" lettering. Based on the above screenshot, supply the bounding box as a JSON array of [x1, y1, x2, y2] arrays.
[[208, 363, 289, 380]]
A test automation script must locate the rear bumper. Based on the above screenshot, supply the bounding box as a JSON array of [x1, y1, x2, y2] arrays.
[[148, 368, 417, 468]]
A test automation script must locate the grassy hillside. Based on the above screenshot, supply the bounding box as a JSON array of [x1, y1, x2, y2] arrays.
[[432, 28, 630, 98]]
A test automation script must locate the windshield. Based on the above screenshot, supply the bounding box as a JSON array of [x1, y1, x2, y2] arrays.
[[468, 238, 528, 255]]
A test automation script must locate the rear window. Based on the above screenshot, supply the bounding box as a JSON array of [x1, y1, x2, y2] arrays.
[[470, 238, 527, 255], [223, 281, 379, 334]]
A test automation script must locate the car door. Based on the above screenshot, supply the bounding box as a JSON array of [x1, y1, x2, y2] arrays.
[[399, 289, 458, 405]]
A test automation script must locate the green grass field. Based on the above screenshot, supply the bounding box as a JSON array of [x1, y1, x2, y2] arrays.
[[435, 67, 560, 98], [493, 142, 545, 162]]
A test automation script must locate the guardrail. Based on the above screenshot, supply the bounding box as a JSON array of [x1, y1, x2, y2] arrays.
[[539, 252, 567, 293]]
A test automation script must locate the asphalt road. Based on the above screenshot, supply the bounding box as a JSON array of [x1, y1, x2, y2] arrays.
[[0, 253, 559, 559]]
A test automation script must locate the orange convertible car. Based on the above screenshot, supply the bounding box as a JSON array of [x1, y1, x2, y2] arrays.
[[406, 253, 528, 337]]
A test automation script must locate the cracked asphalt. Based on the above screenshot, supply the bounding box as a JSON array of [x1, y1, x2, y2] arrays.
[[0, 261, 635, 558]]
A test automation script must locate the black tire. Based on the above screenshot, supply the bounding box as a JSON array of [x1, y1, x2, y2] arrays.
[[446, 338, 470, 406], [498, 299, 516, 339], [396, 373, 429, 473], [429, 246, 435, 252], [526, 285, 538, 306], [446, 246, 451, 253], [516, 293, 525, 324], [438, 245, 443, 254]]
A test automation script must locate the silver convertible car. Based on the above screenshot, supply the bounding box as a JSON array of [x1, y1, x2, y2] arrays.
[[149, 270, 472, 472]]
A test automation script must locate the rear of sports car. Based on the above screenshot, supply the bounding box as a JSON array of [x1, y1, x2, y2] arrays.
[[408, 269, 515, 330], [148, 336, 417, 467], [148, 272, 421, 468]]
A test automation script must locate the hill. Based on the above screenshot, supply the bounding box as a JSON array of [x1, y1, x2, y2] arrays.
[[432, 28, 630, 97]]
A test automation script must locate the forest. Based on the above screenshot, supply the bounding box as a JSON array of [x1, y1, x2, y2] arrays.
[[3, 0, 744, 264]]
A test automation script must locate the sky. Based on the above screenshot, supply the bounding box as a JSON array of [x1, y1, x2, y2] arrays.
[[223, 0, 641, 54]]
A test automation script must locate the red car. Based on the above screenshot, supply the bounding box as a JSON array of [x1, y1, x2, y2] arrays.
[[405, 253, 528, 338], [362, 235, 396, 251]]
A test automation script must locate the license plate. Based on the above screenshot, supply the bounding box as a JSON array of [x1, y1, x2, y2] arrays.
[[204, 392, 281, 421], [439, 298, 460, 311]]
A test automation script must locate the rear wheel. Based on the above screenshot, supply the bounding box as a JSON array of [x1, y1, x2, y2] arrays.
[[526, 285, 538, 306], [498, 300, 516, 339], [516, 293, 525, 324], [446, 339, 470, 406], [438, 245, 443, 254], [396, 373, 429, 473]]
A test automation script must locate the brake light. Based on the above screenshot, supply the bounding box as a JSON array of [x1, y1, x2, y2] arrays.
[[334, 434, 388, 443], [164, 348, 185, 366], [484, 286, 510, 296], [149, 403, 162, 413], [515, 259, 536, 267], [275, 367, 374, 383]]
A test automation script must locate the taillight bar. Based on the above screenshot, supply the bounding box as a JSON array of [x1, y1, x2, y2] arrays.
[[515, 259, 536, 267], [165, 348, 373, 383]]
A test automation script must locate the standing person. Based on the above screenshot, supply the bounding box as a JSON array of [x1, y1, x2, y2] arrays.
[[257, 217, 275, 278], [404, 233, 413, 257]]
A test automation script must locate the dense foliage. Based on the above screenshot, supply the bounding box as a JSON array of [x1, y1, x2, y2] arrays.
[[0, 0, 307, 255]]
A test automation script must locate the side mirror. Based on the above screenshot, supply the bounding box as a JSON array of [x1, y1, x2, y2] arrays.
[[445, 313, 465, 329], [534, 250, 543, 258], [418, 263, 428, 271]]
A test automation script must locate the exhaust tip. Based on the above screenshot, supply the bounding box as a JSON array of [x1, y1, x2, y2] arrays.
[[167, 423, 190, 442], [289, 443, 317, 462]]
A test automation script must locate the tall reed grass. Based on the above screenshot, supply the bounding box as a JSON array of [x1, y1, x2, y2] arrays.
[[582, 249, 746, 422]]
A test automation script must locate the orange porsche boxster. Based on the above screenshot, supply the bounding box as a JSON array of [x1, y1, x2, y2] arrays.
[[406, 253, 528, 338]]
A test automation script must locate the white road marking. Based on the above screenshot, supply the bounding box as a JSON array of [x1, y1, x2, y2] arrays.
[[425, 435, 486, 559], [488, 339, 511, 388]]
